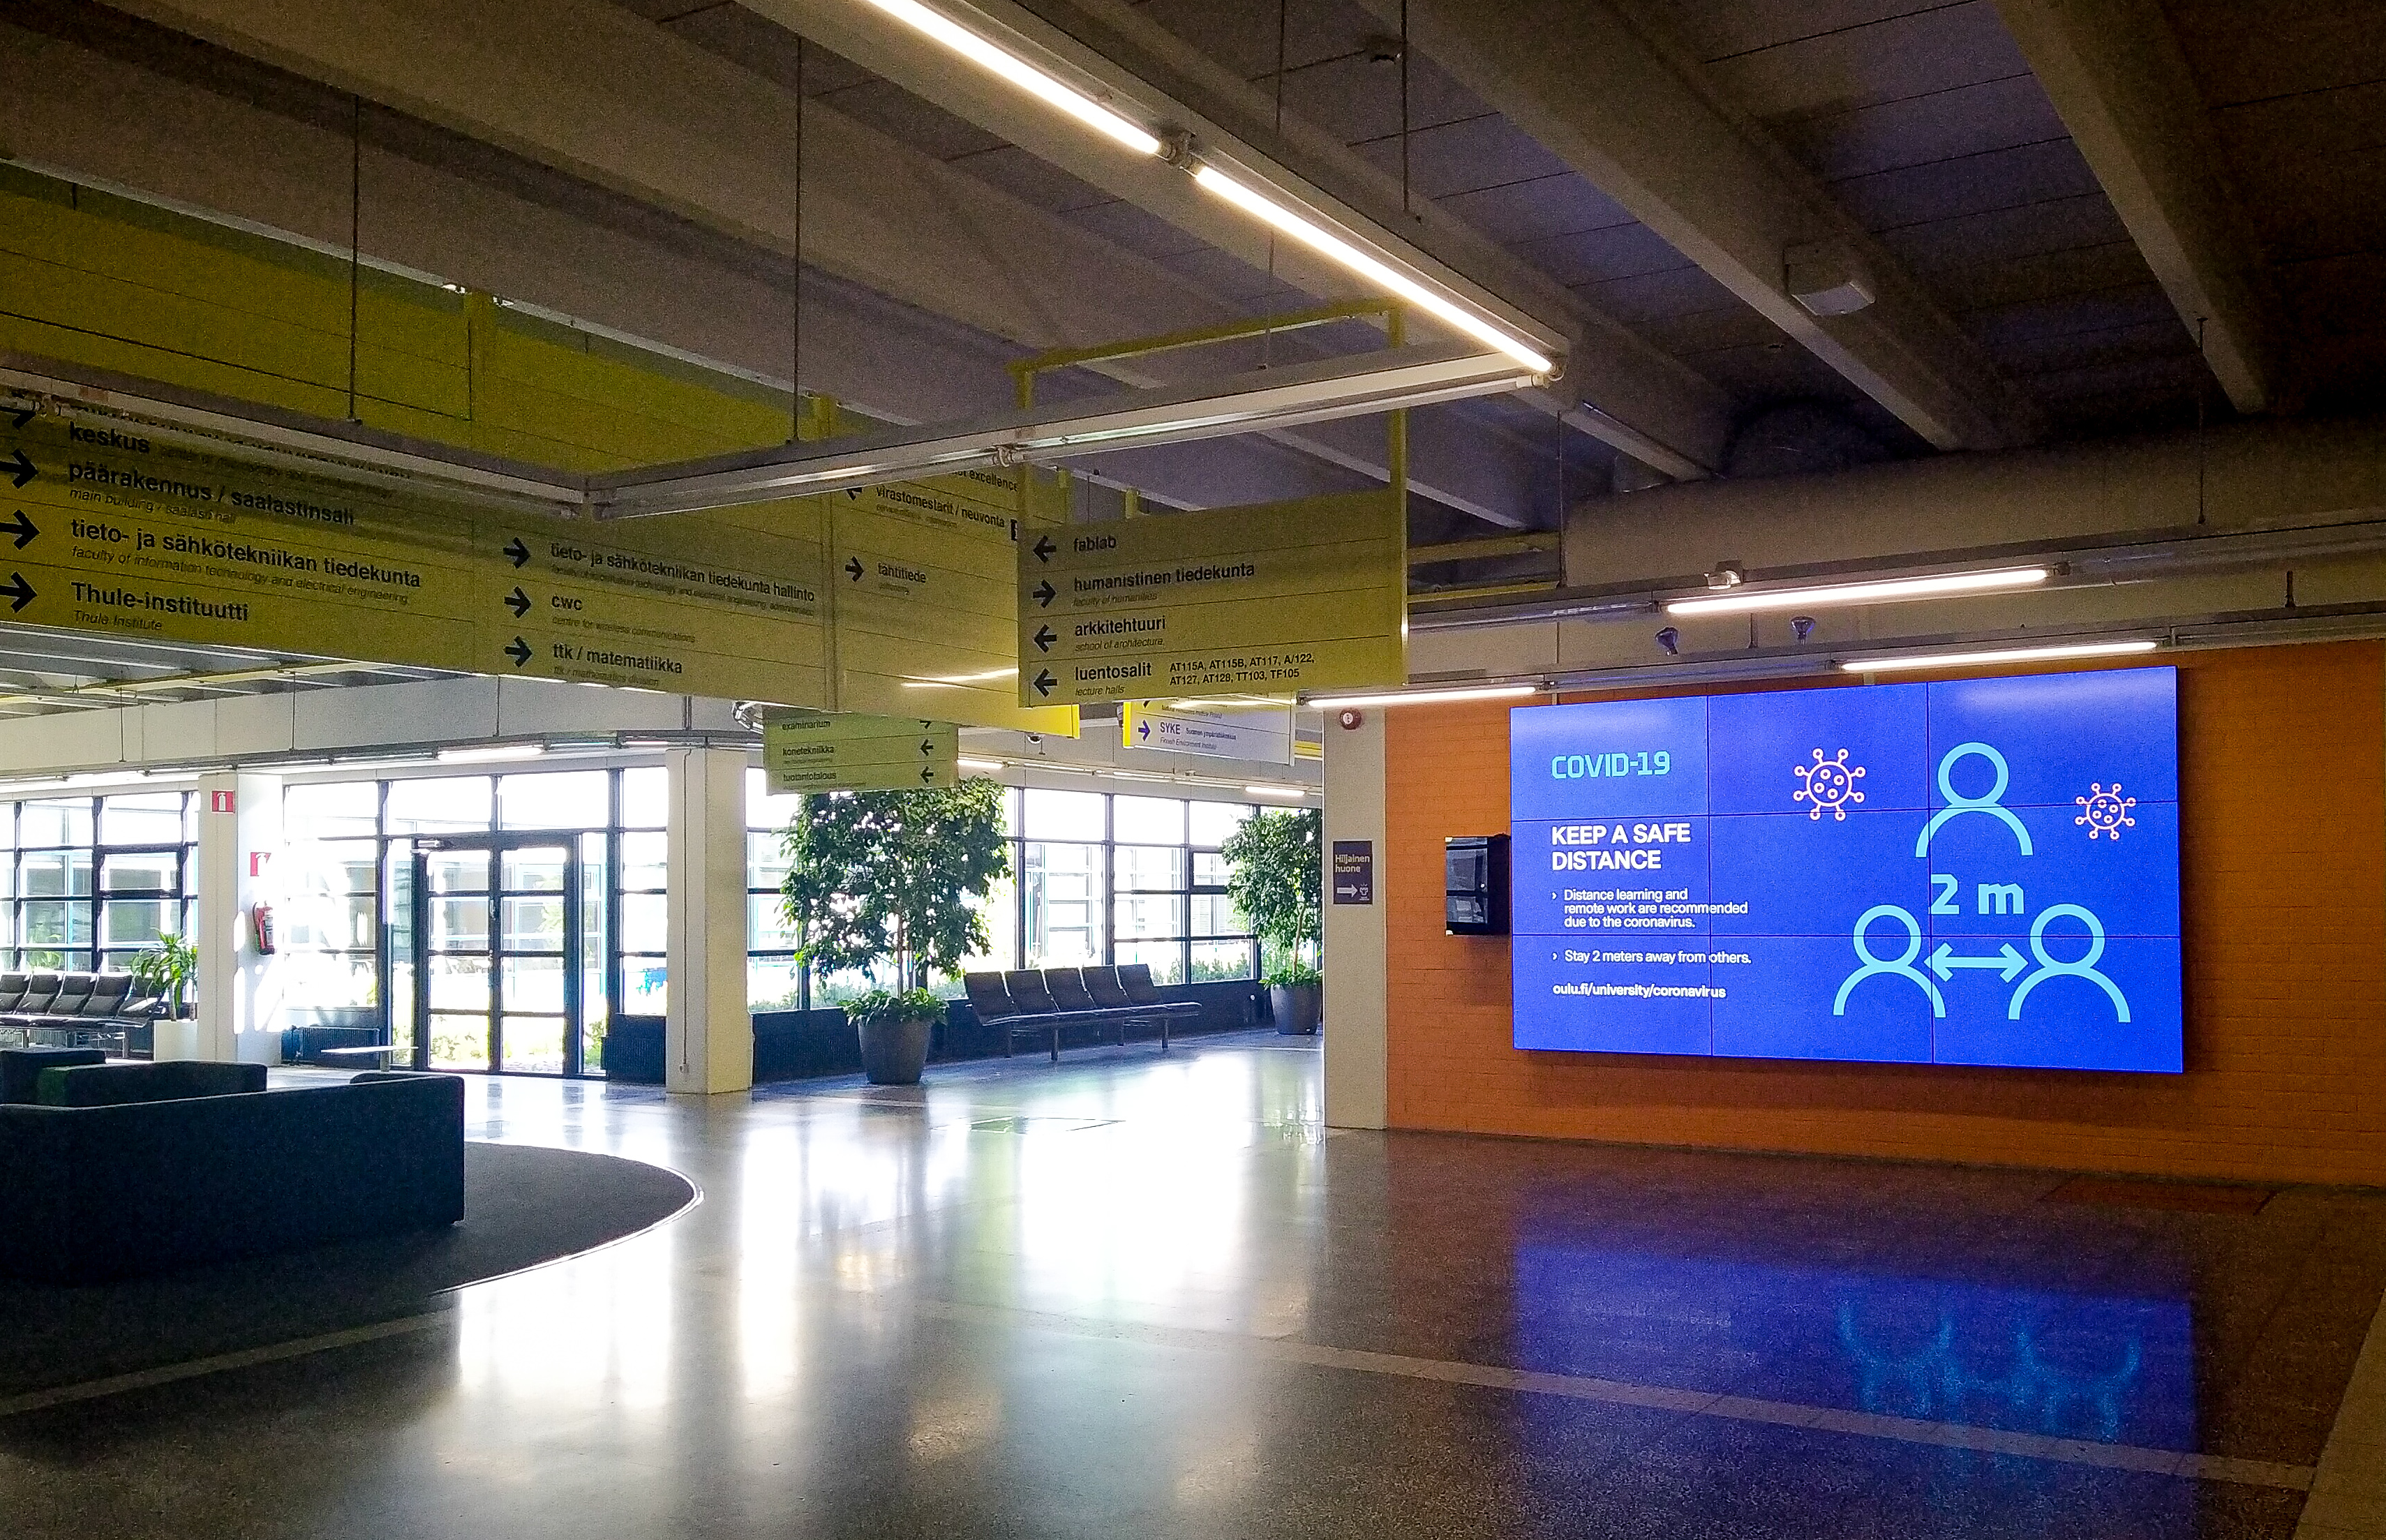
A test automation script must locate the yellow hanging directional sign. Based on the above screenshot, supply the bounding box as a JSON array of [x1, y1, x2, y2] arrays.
[[1, 407, 833, 705], [1018, 487, 1405, 706], [761, 713, 961, 793], [830, 470, 1078, 735]]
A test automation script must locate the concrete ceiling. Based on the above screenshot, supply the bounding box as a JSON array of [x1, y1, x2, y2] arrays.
[[3, 0, 2377, 570]]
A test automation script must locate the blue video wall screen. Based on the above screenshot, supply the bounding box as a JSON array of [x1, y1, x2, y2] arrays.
[[1509, 668, 2182, 1072]]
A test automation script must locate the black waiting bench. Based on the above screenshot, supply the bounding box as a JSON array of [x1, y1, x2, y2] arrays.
[[964, 965, 1202, 1063], [0, 971, 169, 1054]]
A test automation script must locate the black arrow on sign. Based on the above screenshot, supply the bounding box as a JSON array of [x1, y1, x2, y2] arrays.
[[918, 738, 934, 757], [1, 509, 35, 551], [7, 406, 32, 430], [1033, 624, 1055, 652], [1032, 534, 1055, 564], [7, 450, 33, 490], [1032, 580, 1055, 608], [2, 571, 33, 614], [504, 537, 530, 568], [505, 587, 531, 618], [1032, 668, 1056, 698], [845, 556, 865, 582], [920, 765, 936, 785], [505, 636, 532, 668]]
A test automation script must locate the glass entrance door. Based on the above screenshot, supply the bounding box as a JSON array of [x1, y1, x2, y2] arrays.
[[410, 836, 585, 1075]]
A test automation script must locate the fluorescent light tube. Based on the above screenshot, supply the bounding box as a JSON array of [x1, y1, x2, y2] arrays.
[[1842, 640, 2156, 674], [435, 743, 548, 765], [857, 0, 1161, 156], [957, 757, 1006, 773], [1666, 566, 2052, 617], [1245, 783, 1308, 799], [1305, 684, 1542, 708], [1191, 165, 1553, 375]]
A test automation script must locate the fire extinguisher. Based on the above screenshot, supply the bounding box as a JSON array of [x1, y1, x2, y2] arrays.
[[249, 902, 277, 955]]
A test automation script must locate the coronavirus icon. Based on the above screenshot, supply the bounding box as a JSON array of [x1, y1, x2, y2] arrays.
[[1794, 748, 1867, 821], [2075, 782, 2137, 841]]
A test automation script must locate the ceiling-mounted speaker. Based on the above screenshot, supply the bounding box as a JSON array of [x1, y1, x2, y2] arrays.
[[1786, 241, 1877, 317]]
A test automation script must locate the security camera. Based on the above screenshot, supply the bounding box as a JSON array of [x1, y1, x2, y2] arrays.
[[1791, 615, 1817, 642], [1655, 627, 1680, 655]]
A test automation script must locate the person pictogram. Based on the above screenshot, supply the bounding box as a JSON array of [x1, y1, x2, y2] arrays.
[[1915, 742, 2033, 858], [2008, 904, 2131, 1022], [1833, 904, 1946, 1018]]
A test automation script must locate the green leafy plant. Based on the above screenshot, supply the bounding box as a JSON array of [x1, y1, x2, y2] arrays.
[[1223, 807, 1322, 969], [780, 778, 1011, 996], [131, 932, 198, 1015], [842, 986, 945, 1028], [1263, 957, 1322, 987]]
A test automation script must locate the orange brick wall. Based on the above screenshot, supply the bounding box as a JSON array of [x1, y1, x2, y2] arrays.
[[1384, 642, 2386, 1185]]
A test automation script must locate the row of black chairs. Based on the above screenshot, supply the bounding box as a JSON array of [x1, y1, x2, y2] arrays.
[[0, 972, 167, 1051], [964, 965, 1200, 1063]]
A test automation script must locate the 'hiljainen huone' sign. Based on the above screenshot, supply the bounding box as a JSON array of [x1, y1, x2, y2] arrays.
[[1509, 668, 2183, 1072]]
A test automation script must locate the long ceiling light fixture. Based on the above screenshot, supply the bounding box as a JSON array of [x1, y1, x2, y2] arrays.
[[1842, 640, 2157, 673], [854, 0, 1162, 156], [1666, 565, 2052, 618], [1190, 167, 1554, 375], [844, 0, 1557, 379], [1305, 683, 1544, 708]]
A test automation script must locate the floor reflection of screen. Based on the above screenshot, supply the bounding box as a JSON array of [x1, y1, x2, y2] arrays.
[[1509, 668, 2183, 1070], [1511, 1244, 2196, 1453]]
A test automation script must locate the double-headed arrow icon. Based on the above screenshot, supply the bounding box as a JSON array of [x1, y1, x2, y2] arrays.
[[1031, 534, 1056, 564], [1926, 942, 2026, 982], [505, 636, 532, 668], [2, 509, 35, 551], [845, 556, 865, 582], [3, 571, 36, 614], [1031, 579, 1055, 608], [504, 537, 530, 569], [1031, 668, 1056, 698], [504, 587, 531, 619], [7, 450, 33, 491], [1033, 624, 1055, 652]]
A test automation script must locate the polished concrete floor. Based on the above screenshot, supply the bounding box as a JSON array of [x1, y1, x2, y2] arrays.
[[3, 1030, 2383, 1538]]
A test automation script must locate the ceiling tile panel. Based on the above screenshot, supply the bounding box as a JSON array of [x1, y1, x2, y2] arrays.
[[1773, 74, 2067, 180], [1436, 174, 1637, 246], [1874, 192, 2132, 272], [1828, 137, 2099, 232], [1348, 113, 1572, 199], [1705, 1, 2029, 121], [1509, 221, 1692, 287]]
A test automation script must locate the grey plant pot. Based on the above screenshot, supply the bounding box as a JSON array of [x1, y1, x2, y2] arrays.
[[856, 1012, 934, 1084], [1269, 981, 1322, 1036]]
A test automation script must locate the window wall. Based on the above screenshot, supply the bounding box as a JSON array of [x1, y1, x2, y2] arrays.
[[0, 792, 197, 975], [281, 766, 667, 1074], [738, 783, 1261, 1006]]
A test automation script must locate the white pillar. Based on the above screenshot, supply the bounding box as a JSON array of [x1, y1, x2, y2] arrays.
[[666, 747, 752, 1094], [1322, 710, 1388, 1129], [180, 771, 284, 1065]]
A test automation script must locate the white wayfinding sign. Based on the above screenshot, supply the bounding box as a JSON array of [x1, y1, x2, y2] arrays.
[[1120, 701, 1293, 763]]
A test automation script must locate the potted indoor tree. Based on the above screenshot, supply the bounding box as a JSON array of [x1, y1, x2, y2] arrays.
[[131, 932, 197, 1018], [1223, 806, 1322, 1035], [780, 777, 1011, 1085]]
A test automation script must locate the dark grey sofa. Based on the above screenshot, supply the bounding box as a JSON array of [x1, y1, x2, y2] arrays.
[[0, 1068, 465, 1283]]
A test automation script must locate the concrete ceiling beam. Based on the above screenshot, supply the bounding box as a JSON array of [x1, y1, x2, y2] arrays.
[[1994, 0, 2285, 414], [736, 0, 1733, 480], [1364, 0, 2048, 454]]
